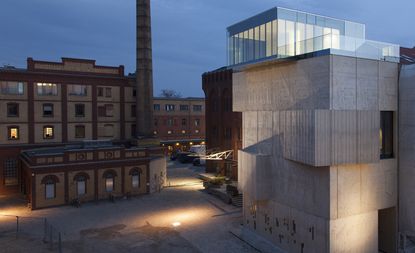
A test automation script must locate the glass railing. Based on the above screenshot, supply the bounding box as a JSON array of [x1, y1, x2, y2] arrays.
[[230, 34, 400, 65]]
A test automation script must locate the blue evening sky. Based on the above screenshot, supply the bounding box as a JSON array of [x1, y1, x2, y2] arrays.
[[0, 0, 414, 97]]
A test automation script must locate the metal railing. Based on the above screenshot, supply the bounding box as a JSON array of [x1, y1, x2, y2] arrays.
[[0, 214, 62, 252]]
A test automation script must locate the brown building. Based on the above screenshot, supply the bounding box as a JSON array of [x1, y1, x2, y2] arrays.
[[152, 97, 205, 153], [202, 68, 242, 180], [0, 57, 166, 208]]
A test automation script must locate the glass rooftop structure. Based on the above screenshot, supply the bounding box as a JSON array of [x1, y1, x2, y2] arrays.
[[227, 7, 399, 66]]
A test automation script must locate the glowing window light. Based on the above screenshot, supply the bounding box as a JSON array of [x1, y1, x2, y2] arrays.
[[172, 222, 181, 227]]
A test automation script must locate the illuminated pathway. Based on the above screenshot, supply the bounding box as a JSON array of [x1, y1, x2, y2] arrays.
[[0, 160, 256, 253]]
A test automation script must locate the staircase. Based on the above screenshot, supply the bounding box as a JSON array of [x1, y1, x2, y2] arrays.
[[231, 194, 243, 207]]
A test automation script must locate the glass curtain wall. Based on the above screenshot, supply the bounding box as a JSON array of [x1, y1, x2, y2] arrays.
[[227, 7, 365, 65]]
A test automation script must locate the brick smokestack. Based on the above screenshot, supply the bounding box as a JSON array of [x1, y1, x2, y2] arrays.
[[136, 0, 154, 137]]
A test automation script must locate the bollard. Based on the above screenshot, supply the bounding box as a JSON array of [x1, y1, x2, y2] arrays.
[[58, 232, 62, 253], [16, 216, 19, 238]]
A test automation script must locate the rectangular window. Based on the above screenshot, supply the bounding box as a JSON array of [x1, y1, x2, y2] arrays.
[[154, 104, 160, 111], [180, 105, 189, 111], [132, 175, 140, 188], [7, 103, 19, 117], [133, 89, 137, 97], [97, 87, 104, 97], [98, 104, 114, 117], [8, 126, 19, 140], [45, 183, 55, 199], [195, 119, 200, 126], [105, 88, 112, 98], [105, 178, 114, 192], [193, 105, 202, 112], [68, 85, 87, 96], [167, 119, 174, 126], [43, 104, 54, 117], [43, 126, 54, 139], [182, 119, 187, 126], [75, 104, 85, 117], [1, 81, 24, 95], [77, 180, 86, 196], [165, 104, 175, 111], [4, 159, 18, 186], [37, 83, 58, 96], [131, 124, 136, 137], [380, 111, 394, 159], [131, 105, 136, 117], [75, 125, 85, 139]]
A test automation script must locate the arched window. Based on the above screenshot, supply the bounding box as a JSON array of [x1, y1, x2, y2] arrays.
[[129, 168, 143, 189], [103, 170, 117, 192], [73, 172, 90, 196], [41, 175, 59, 199]]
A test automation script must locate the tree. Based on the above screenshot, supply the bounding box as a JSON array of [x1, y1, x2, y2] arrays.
[[159, 89, 182, 98]]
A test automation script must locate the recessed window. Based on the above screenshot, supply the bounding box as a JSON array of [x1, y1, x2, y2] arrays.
[[37, 83, 58, 96], [43, 126, 54, 139], [154, 104, 160, 111], [182, 119, 187, 126], [68, 85, 87, 96], [1, 81, 24, 95], [180, 105, 189, 111], [7, 103, 19, 117], [167, 119, 174, 126], [4, 158, 18, 186], [105, 177, 114, 192], [98, 104, 114, 117], [133, 89, 137, 97], [195, 119, 200, 126], [380, 111, 394, 159], [131, 105, 136, 117], [75, 104, 85, 117], [105, 88, 112, 98], [131, 170, 141, 189], [97, 87, 104, 97], [131, 124, 136, 137], [43, 104, 54, 117], [76, 176, 86, 196], [8, 126, 19, 140], [165, 104, 175, 111], [75, 125, 85, 139], [193, 105, 202, 112]]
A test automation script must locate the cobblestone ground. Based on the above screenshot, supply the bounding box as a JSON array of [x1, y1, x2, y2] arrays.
[[0, 160, 256, 253]]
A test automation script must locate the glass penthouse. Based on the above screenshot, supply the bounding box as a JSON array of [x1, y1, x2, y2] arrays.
[[227, 7, 399, 66]]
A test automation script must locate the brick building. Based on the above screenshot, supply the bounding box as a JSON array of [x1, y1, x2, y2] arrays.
[[202, 68, 242, 180], [0, 57, 166, 208], [152, 97, 205, 153]]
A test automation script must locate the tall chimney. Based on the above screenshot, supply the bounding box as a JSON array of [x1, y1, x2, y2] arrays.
[[136, 0, 154, 137]]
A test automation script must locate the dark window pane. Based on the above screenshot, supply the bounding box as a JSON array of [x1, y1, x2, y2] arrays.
[[380, 111, 393, 159]]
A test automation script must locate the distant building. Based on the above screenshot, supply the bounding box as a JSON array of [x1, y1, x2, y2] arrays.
[[152, 97, 205, 153], [202, 68, 242, 180], [0, 57, 166, 208]]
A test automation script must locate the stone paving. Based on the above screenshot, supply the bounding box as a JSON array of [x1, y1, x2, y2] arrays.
[[0, 160, 257, 253]]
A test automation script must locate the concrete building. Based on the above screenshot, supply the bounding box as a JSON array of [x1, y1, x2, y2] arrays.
[[202, 68, 242, 180], [227, 7, 400, 253], [398, 47, 415, 252], [152, 97, 205, 153]]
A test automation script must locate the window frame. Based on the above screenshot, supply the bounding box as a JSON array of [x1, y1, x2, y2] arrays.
[[68, 84, 88, 96], [43, 126, 54, 139], [4, 158, 18, 186], [75, 104, 85, 117], [1, 81, 24, 95], [8, 126, 19, 140], [7, 103, 19, 117], [42, 103, 54, 117], [36, 83, 58, 96]]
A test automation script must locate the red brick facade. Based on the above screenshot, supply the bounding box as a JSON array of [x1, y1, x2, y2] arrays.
[[202, 68, 242, 180]]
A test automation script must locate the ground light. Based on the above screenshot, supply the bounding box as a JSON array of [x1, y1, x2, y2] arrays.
[[172, 221, 181, 227]]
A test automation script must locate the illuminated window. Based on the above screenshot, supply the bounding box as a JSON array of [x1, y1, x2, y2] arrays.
[[105, 177, 114, 192], [182, 130, 186, 134], [1, 81, 24, 95], [37, 83, 58, 96], [8, 126, 19, 140], [153, 130, 158, 135], [7, 103, 19, 117], [68, 85, 87, 96], [43, 103, 54, 117], [43, 126, 54, 139], [167, 130, 172, 135], [195, 129, 200, 134]]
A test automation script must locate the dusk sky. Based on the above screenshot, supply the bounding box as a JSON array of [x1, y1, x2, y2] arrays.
[[1, 0, 414, 97]]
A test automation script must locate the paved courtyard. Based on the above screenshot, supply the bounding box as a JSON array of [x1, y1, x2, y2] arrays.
[[0, 160, 257, 253]]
